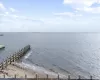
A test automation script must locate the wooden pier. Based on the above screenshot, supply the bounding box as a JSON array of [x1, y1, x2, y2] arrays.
[[0, 45, 30, 70]]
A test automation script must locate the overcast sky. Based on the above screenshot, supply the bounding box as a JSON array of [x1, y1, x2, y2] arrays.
[[0, 0, 100, 32]]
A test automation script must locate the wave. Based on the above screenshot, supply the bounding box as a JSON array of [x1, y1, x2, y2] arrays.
[[13, 61, 66, 78], [19, 50, 67, 78], [24, 51, 32, 59], [22, 62, 58, 76]]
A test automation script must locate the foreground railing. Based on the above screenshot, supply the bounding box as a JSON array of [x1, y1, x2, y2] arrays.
[[0, 74, 99, 80]]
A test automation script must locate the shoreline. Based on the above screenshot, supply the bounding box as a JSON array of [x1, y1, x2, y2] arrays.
[[0, 62, 67, 78]]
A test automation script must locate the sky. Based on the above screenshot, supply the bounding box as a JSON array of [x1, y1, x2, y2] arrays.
[[0, 0, 100, 32]]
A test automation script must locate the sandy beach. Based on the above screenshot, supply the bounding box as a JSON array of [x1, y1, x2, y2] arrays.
[[0, 62, 60, 78]]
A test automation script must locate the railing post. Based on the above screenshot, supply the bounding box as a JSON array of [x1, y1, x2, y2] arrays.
[[25, 74, 27, 79], [58, 74, 59, 80], [68, 75, 70, 80], [90, 76, 92, 80], [78, 75, 81, 80], [14, 74, 16, 78], [47, 74, 48, 80], [3, 74, 5, 78], [36, 74, 38, 80]]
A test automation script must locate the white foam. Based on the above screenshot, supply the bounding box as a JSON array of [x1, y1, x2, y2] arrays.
[[24, 51, 32, 59], [21, 62, 57, 76], [14, 62, 66, 78]]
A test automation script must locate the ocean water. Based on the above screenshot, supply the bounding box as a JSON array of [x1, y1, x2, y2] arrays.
[[0, 32, 100, 78]]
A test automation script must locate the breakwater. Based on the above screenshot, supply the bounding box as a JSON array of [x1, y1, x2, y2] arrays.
[[0, 45, 30, 70]]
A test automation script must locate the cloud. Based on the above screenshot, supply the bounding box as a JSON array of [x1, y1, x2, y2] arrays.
[[0, 16, 44, 32], [54, 12, 82, 17], [0, 1, 100, 32], [0, 2, 44, 32], [79, 7, 100, 13], [0, 2, 6, 10], [0, 10, 44, 32], [64, 0, 100, 7], [9, 8, 17, 12], [0, 13, 43, 23], [64, 0, 100, 13]]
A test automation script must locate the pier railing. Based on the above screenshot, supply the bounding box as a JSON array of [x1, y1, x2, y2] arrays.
[[0, 45, 30, 70], [0, 74, 99, 80]]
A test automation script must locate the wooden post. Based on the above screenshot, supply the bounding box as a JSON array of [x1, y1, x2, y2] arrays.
[[12, 54, 14, 62], [14, 74, 16, 78], [47, 74, 48, 80], [36, 74, 38, 80], [25, 74, 27, 79], [7, 57, 10, 64], [21, 48, 23, 51], [19, 51, 22, 58], [0, 63, 1, 70], [21, 50, 23, 57], [1, 62, 4, 70], [5, 60, 8, 68], [15, 53, 17, 61], [18, 53, 21, 59], [68, 75, 70, 80], [2, 59, 5, 67], [58, 74, 59, 80], [9, 56, 12, 64], [16, 53, 18, 60], [19, 52, 21, 58], [18, 50, 21, 54], [78, 75, 81, 80], [3, 74, 5, 78], [90, 76, 92, 80], [17, 53, 19, 60]]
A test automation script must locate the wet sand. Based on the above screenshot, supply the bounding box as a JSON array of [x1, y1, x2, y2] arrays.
[[0, 62, 59, 78]]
